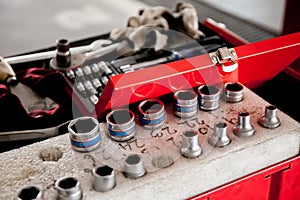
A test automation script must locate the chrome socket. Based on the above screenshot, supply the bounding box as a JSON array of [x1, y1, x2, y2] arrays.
[[106, 109, 135, 141], [208, 122, 231, 147], [68, 117, 101, 152], [233, 112, 255, 137], [198, 85, 220, 111], [138, 99, 166, 129], [180, 130, 202, 158], [92, 165, 116, 192], [55, 176, 82, 200], [258, 105, 281, 129], [15, 185, 43, 200], [123, 154, 146, 179], [224, 82, 244, 103], [173, 90, 198, 118], [56, 39, 71, 68]]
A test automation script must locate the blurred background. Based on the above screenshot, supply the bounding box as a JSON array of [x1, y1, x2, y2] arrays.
[[0, 0, 299, 152], [1, 0, 298, 57]]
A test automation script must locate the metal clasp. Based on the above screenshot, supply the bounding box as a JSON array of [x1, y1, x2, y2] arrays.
[[209, 47, 238, 72]]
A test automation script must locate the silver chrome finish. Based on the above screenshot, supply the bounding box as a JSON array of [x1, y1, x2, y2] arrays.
[[5, 39, 112, 64], [98, 61, 113, 75], [180, 130, 202, 158], [208, 122, 231, 147], [90, 95, 99, 105], [173, 90, 198, 118], [55, 176, 82, 200], [100, 76, 109, 85], [258, 105, 281, 129], [15, 185, 43, 200], [233, 112, 255, 137], [198, 85, 220, 111], [84, 81, 97, 94], [66, 70, 76, 80], [91, 63, 101, 73], [123, 154, 146, 179], [55, 39, 71, 68], [75, 68, 84, 78], [106, 109, 135, 141], [92, 165, 116, 192], [82, 65, 92, 76], [68, 117, 101, 152], [224, 82, 244, 103], [92, 79, 102, 90], [138, 99, 166, 129], [0, 120, 70, 142], [209, 47, 238, 72], [75, 82, 85, 93]]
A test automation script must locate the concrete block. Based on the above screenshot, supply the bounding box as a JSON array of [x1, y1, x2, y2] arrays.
[[0, 86, 299, 199]]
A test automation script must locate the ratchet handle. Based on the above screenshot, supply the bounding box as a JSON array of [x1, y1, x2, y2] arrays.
[[0, 120, 70, 142]]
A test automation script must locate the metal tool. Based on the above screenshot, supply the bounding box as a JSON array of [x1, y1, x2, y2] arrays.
[[55, 176, 82, 200], [173, 90, 198, 118], [50, 41, 120, 70], [208, 122, 231, 147], [123, 154, 146, 179], [15, 185, 43, 200], [233, 112, 255, 137], [224, 82, 244, 103], [138, 99, 166, 129], [180, 130, 202, 158], [4, 39, 113, 64], [68, 117, 101, 152], [0, 56, 57, 113], [0, 120, 70, 142], [258, 105, 281, 129], [106, 109, 136, 142], [198, 84, 220, 111], [92, 165, 116, 192]]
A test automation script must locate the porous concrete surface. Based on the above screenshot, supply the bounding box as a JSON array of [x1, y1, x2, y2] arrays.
[[0, 87, 299, 200]]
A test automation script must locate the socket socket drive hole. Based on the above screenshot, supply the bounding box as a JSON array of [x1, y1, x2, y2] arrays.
[[126, 155, 141, 165], [108, 110, 133, 125], [70, 118, 97, 134], [57, 39, 68, 45], [225, 83, 243, 92], [95, 166, 113, 176], [216, 122, 227, 128], [18, 186, 41, 200], [58, 177, 78, 189], [176, 91, 196, 101], [199, 85, 219, 95], [239, 112, 249, 117], [267, 105, 277, 110], [140, 100, 163, 114], [184, 130, 197, 137]]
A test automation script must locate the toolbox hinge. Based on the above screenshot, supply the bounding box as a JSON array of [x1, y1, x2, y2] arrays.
[[209, 47, 238, 72]]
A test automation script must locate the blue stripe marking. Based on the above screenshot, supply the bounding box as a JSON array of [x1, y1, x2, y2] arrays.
[[71, 134, 101, 148], [174, 105, 198, 113], [140, 113, 166, 125], [108, 126, 135, 137]]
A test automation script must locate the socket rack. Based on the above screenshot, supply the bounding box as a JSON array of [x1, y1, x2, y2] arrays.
[[7, 82, 300, 200], [61, 33, 226, 114]]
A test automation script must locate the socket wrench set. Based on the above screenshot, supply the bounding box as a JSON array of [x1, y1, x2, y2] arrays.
[[1, 4, 299, 197], [60, 34, 226, 114], [12, 81, 300, 200]]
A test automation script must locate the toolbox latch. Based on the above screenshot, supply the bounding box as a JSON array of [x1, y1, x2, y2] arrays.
[[209, 47, 238, 72]]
